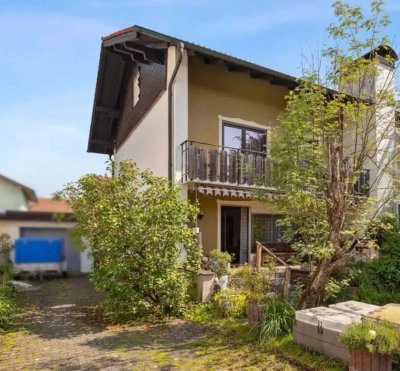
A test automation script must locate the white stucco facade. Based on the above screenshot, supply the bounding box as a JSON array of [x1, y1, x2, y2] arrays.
[[0, 179, 30, 212], [115, 46, 189, 182]]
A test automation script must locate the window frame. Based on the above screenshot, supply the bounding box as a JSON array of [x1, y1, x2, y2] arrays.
[[222, 122, 266, 153]]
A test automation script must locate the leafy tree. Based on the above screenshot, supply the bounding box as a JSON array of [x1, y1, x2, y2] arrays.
[[258, 0, 398, 308], [59, 161, 200, 319]]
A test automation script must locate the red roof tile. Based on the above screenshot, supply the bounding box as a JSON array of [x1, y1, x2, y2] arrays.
[[29, 198, 73, 214]]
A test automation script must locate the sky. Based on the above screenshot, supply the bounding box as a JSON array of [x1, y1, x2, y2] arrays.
[[0, 0, 399, 196]]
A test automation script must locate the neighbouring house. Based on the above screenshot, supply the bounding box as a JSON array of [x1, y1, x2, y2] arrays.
[[87, 26, 398, 264], [0, 174, 91, 273]]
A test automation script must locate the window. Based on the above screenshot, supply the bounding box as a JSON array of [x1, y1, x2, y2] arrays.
[[354, 169, 370, 196], [223, 123, 266, 153], [251, 214, 284, 252], [132, 69, 140, 107]]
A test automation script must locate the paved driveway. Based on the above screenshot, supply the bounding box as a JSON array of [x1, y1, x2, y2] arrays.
[[0, 277, 208, 370]]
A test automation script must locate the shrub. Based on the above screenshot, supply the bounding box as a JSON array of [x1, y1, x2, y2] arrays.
[[213, 289, 247, 319], [229, 266, 272, 304], [208, 250, 231, 278], [341, 321, 399, 354], [0, 284, 18, 331], [0, 234, 13, 285], [259, 297, 295, 340], [59, 161, 201, 320], [184, 302, 220, 324]]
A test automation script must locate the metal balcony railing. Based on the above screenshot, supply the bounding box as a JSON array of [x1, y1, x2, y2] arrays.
[[181, 140, 270, 186]]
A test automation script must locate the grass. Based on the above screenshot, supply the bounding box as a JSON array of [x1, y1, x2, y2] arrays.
[[265, 335, 347, 371], [184, 303, 346, 370]]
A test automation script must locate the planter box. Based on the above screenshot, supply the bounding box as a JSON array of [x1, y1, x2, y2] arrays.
[[247, 302, 266, 327], [196, 269, 215, 302], [329, 301, 380, 316], [294, 307, 361, 362], [365, 304, 400, 335], [349, 349, 392, 371]]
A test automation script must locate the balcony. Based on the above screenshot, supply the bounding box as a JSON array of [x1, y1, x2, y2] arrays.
[[181, 140, 270, 187]]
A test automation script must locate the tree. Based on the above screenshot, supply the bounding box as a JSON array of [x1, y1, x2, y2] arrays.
[[258, 0, 398, 308], [59, 161, 200, 319]]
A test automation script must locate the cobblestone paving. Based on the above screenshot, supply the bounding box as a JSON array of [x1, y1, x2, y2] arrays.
[[0, 277, 208, 370]]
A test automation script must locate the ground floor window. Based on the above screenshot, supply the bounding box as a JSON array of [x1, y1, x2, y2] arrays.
[[251, 214, 284, 252]]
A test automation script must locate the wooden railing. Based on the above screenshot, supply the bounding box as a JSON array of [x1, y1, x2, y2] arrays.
[[181, 140, 269, 186], [255, 241, 311, 299], [255, 241, 291, 299]]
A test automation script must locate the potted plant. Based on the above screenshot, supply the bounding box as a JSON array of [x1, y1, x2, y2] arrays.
[[341, 321, 399, 371]]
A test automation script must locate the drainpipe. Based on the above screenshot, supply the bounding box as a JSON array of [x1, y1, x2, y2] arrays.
[[168, 42, 185, 182]]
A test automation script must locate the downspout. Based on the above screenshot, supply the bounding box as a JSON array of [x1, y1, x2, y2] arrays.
[[168, 42, 185, 182]]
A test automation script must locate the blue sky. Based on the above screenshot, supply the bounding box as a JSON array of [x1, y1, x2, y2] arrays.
[[0, 0, 399, 196]]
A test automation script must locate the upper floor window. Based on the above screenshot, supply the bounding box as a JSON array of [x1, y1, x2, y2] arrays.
[[354, 169, 370, 196], [132, 69, 140, 107], [222, 123, 266, 153]]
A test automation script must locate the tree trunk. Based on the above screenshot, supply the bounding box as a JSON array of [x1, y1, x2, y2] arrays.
[[299, 251, 351, 309]]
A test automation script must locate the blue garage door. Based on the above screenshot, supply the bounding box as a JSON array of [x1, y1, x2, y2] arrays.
[[20, 228, 80, 272]]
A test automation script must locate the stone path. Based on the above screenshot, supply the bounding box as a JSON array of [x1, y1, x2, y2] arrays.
[[0, 277, 208, 370]]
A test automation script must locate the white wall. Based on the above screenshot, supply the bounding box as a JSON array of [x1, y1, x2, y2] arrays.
[[114, 91, 169, 177], [115, 45, 189, 182], [372, 62, 396, 209], [0, 179, 29, 212], [173, 49, 189, 184]]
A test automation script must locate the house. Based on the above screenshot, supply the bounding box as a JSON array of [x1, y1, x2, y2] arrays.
[[0, 174, 91, 273], [87, 26, 398, 264]]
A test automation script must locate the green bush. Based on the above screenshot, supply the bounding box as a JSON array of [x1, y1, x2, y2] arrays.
[[0, 234, 13, 285], [184, 302, 220, 324], [341, 321, 399, 354], [213, 289, 247, 319], [259, 297, 295, 340], [60, 161, 201, 320], [229, 265, 272, 304], [0, 284, 18, 331], [338, 213, 400, 306]]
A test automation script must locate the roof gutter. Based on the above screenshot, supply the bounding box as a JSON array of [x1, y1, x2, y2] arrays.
[[168, 42, 184, 182]]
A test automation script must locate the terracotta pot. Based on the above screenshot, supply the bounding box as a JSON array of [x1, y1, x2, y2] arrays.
[[349, 349, 392, 371], [247, 302, 267, 327]]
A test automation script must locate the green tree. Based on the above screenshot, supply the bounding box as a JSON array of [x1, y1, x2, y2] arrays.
[[258, 0, 398, 308], [59, 161, 200, 319]]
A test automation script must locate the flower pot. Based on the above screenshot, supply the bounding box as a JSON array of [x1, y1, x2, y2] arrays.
[[349, 349, 392, 371], [247, 302, 266, 327]]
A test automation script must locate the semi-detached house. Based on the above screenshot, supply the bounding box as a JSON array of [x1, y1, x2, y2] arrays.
[[87, 26, 398, 264]]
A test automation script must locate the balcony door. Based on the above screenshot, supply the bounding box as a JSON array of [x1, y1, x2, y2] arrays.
[[223, 123, 266, 152], [221, 206, 248, 264]]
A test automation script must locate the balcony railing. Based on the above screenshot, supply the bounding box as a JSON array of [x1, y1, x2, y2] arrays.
[[181, 140, 270, 186]]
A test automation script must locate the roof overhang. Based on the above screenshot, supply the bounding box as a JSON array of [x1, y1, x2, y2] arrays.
[[87, 26, 300, 155], [0, 211, 75, 222]]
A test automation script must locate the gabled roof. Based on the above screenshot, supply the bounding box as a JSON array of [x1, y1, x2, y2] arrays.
[[0, 173, 37, 202], [88, 25, 299, 155], [87, 25, 398, 155], [362, 45, 398, 65]]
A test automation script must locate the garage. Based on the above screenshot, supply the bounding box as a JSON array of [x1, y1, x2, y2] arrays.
[[20, 227, 81, 272]]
